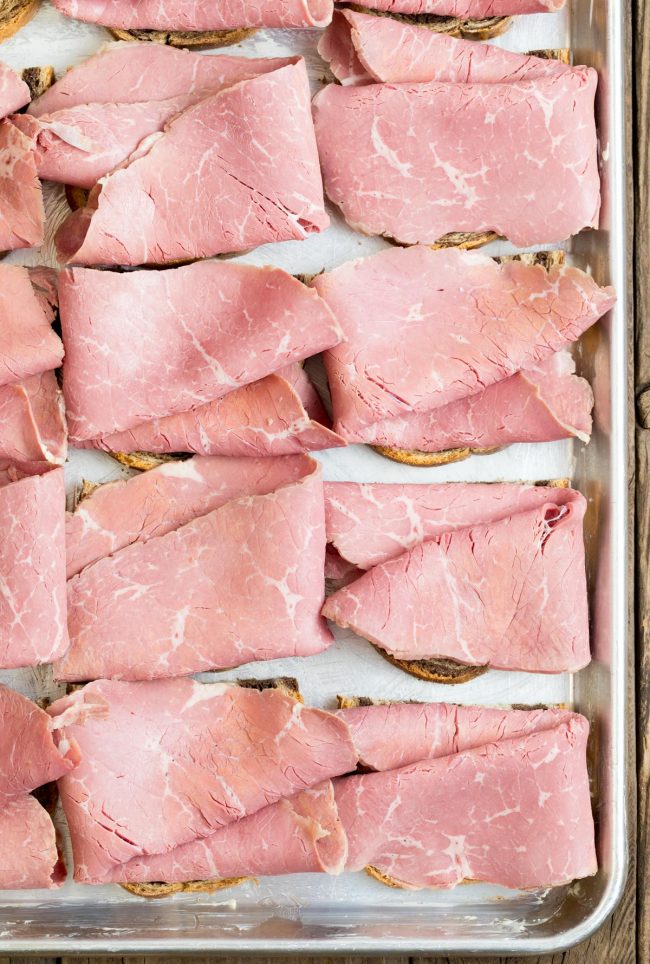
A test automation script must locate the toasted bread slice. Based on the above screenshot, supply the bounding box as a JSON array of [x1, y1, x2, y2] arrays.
[[109, 27, 255, 48], [348, 5, 512, 40], [236, 676, 303, 703], [430, 229, 499, 251], [122, 877, 248, 899], [20, 64, 54, 100], [0, 0, 40, 42], [376, 647, 489, 683], [112, 451, 186, 471]]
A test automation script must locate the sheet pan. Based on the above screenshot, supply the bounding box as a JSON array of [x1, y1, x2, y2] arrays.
[[0, 0, 628, 953]]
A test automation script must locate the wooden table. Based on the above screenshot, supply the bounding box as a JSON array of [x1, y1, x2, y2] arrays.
[[1, 2, 644, 962]]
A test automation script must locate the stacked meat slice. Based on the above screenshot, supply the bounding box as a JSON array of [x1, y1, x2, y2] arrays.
[[50, 683, 595, 892], [0, 686, 76, 889]]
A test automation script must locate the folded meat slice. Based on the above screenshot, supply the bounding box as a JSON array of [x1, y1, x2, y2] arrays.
[[0, 468, 68, 669], [66, 453, 319, 578], [322, 497, 590, 673], [313, 70, 599, 247], [56, 458, 332, 680], [336, 700, 577, 771], [0, 372, 67, 474], [55, 62, 328, 265], [325, 481, 580, 570], [0, 61, 30, 117], [60, 263, 340, 441], [351, 0, 564, 14], [52, 0, 334, 29], [320, 10, 572, 86], [335, 718, 596, 890], [314, 247, 614, 438], [358, 352, 594, 453], [105, 781, 347, 886], [0, 795, 65, 889], [49, 679, 358, 883], [0, 266, 62, 388], [0, 120, 44, 252], [29, 44, 293, 115], [83, 368, 345, 459], [0, 685, 76, 802], [18, 54, 297, 188]]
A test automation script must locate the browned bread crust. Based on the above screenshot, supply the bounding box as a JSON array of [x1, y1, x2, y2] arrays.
[[20, 64, 54, 100], [347, 5, 512, 40], [372, 445, 500, 467], [122, 877, 248, 899], [0, 0, 40, 42], [376, 647, 489, 684], [109, 27, 255, 48]]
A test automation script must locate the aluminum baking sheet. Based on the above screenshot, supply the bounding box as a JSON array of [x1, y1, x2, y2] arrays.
[[0, 0, 628, 953]]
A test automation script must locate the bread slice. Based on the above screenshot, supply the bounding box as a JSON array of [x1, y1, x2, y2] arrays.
[[0, 0, 40, 42], [373, 250, 566, 467], [20, 65, 54, 101], [348, 5, 512, 40], [111, 451, 185, 471], [118, 675, 301, 898], [108, 27, 255, 49], [377, 647, 489, 684]]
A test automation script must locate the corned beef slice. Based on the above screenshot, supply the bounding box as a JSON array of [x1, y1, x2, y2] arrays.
[[335, 700, 578, 771], [56, 459, 332, 680], [0, 685, 75, 803], [325, 481, 582, 570], [51, 0, 334, 29], [66, 453, 320, 578], [49, 679, 357, 883], [55, 62, 328, 265], [105, 781, 347, 885], [0, 372, 67, 474], [59, 263, 341, 441], [335, 718, 596, 890], [83, 368, 345, 459], [314, 248, 614, 439], [0, 469, 69, 669], [356, 352, 594, 452], [313, 70, 599, 247], [0, 61, 30, 117], [322, 497, 590, 673], [319, 10, 572, 86], [0, 121, 44, 251], [349, 0, 564, 15], [0, 266, 62, 389], [19, 49, 297, 188], [0, 795, 65, 889]]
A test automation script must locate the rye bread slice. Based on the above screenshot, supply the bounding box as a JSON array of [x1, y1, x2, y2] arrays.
[[108, 27, 255, 49], [377, 648, 489, 684], [346, 4, 512, 40], [20, 64, 54, 100], [373, 250, 566, 467], [0, 0, 40, 42], [111, 451, 187, 471], [117, 675, 302, 898]]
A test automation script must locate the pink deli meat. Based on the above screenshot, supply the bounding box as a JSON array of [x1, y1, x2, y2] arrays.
[[356, 352, 594, 452], [84, 368, 345, 458], [0, 372, 67, 475], [105, 781, 347, 885], [19, 50, 297, 189], [0, 796, 65, 889], [0, 266, 62, 389], [325, 481, 580, 570], [49, 679, 358, 883], [314, 247, 614, 439], [350, 0, 564, 15], [66, 453, 320, 578], [312, 70, 599, 247], [59, 263, 340, 441], [320, 10, 572, 86], [55, 62, 328, 265], [322, 496, 590, 673], [0, 685, 75, 803], [0, 469, 69, 669], [336, 700, 578, 772], [52, 0, 334, 29], [0, 121, 44, 251], [335, 718, 596, 890], [56, 459, 332, 680], [0, 61, 30, 118]]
